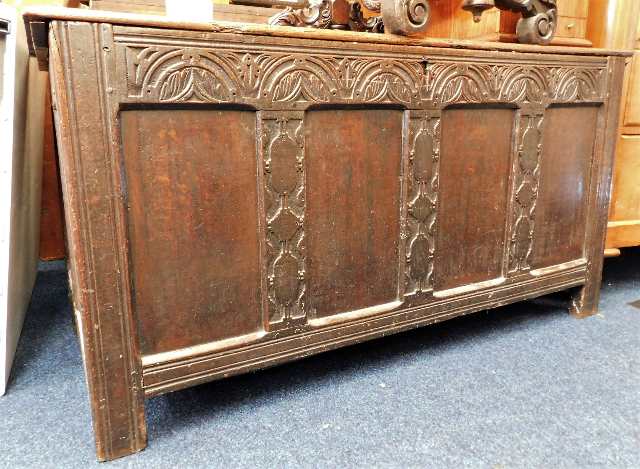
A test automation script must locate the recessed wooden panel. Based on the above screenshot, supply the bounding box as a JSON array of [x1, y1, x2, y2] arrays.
[[435, 106, 514, 291], [531, 105, 599, 268], [305, 109, 403, 318], [121, 109, 262, 356], [609, 135, 640, 222], [623, 52, 640, 130]]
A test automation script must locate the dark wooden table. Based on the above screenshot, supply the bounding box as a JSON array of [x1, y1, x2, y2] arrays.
[[25, 6, 629, 461]]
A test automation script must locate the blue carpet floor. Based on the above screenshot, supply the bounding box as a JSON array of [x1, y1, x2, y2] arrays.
[[1, 249, 639, 468]]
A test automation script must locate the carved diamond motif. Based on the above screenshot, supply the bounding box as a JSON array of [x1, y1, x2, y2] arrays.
[[512, 217, 533, 264], [516, 183, 535, 208], [271, 209, 299, 241], [410, 192, 433, 223]]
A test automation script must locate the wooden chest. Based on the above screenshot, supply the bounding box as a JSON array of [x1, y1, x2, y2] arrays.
[[25, 7, 628, 461]]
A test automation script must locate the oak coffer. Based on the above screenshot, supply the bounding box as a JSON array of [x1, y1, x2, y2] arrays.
[[24, 7, 629, 461]]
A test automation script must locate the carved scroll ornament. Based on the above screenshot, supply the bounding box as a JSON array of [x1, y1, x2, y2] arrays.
[[265, 0, 557, 43], [462, 0, 558, 45], [268, 0, 430, 36]]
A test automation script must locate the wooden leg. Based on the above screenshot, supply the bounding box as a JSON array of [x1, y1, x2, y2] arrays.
[[569, 280, 601, 318], [48, 22, 148, 461], [570, 57, 628, 319], [80, 339, 148, 461]]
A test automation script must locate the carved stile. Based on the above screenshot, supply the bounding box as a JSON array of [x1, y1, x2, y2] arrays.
[[261, 112, 307, 327], [509, 112, 544, 272], [405, 111, 440, 295]]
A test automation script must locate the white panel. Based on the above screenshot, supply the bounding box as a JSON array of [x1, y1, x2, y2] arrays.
[[0, 4, 46, 395]]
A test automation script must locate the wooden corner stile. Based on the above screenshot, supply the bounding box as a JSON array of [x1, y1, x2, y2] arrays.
[[570, 56, 628, 318], [47, 21, 147, 460]]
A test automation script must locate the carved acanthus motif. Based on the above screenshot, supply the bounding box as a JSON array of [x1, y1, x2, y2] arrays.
[[159, 67, 232, 102], [262, 112, 307, 327], [405, 111, 440, 295], [548, 67, 604, 101], [124, 45, 606, 106], [509, 112, 543, 272]]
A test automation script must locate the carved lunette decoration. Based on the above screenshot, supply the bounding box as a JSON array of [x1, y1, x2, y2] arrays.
[[405, 111, 440, 295], [124, 46, 607, 107], [261, 112, 307, 327], [509, 112, 543, 272]]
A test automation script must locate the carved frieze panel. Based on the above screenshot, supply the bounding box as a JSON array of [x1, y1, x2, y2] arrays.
[[122, 44, 606, 107], [404, 111, 441, 295], [509, 112, 544, 272], [261, 112, 307, 327]]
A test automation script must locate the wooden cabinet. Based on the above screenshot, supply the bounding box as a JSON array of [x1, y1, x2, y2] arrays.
[[429, 0, 592, 46], [25, 6, 627, 461], [588, 1, 640, 250]]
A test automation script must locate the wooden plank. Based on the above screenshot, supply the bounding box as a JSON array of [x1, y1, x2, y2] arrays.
[[570, 56, 627, 317], [39, 82, 66, 260]]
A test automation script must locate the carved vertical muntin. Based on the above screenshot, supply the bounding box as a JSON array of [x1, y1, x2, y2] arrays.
[[260, 111, 307, 329], [404, 110, 441, 296], [508, 110, 544, 272]]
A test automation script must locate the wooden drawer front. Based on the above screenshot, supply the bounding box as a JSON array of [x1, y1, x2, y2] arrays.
[[610, 135, 640, 221], [555, 17, 587, 39]]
